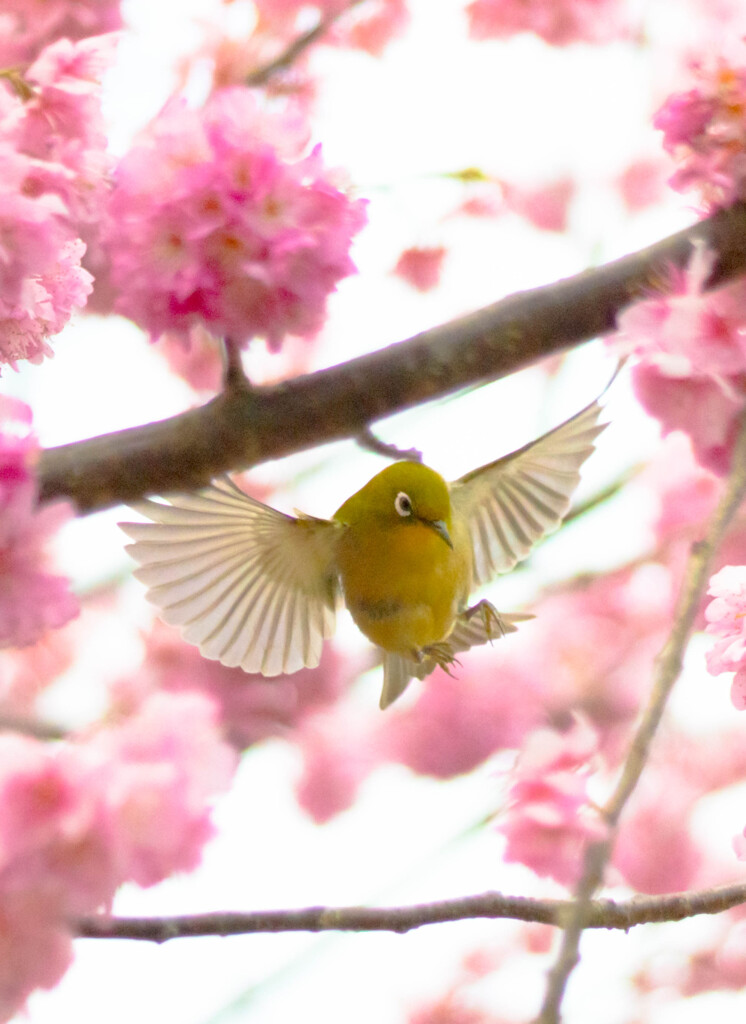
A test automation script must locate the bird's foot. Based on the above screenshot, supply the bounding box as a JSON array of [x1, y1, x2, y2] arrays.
[[419, 641, 462, 675], [462, 599, 507, 641]]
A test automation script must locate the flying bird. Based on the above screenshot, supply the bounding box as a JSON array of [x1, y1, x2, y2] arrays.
[[121, 392, 606, 708]]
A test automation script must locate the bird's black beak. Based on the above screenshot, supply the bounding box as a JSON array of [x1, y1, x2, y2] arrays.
[[427, 518, 453, 549]]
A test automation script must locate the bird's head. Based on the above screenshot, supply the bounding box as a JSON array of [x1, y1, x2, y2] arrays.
[[334, 461, 453, 548]]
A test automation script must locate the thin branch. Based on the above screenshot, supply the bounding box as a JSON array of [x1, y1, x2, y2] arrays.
[[38, 203, 746, 514], [536, 406, 746, 1024], [73, 881, 746, 943], [355, 426, 422, 462], [245, 0, 365, 87]]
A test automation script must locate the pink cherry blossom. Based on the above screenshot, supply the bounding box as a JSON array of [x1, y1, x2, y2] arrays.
[[0, 34, 113, 367], [382, 647, 546, 780], [0, 0, 122, 67], [503, 177, 575, 232], [0, 690, 236, 1019], [111, 618, 347, 751], [615, 158, 668, 212], [705, 565, 746, 708], [0, 397, 78, 648], [610, 242, 746, 475], [466, 0, 633, 47], [496, 716, 607, 886], [393, 245, 446, 292], [89, 691, 237, 887], [616, 243, 746, 380], [103, 87, 367, 349], [655, 58, 746, 210]]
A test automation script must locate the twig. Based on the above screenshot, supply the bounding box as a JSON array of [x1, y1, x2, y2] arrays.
[[73, 881, 746, 943], [355, 426, 422, 462], [245, 0, 365, 87], [38, 203, 746, 514], [536, 406, 746, 1024]]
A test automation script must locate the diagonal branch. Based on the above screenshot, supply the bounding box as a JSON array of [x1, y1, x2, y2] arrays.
[[536, 406, 746, 1024], [39, 202, 746, 514], [245, 0, 365, 87], [73, 881, 746, 943]]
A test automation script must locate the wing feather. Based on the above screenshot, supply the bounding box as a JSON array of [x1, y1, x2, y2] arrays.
[[120, 478, 340, 676], [451, 395, 606, 585]]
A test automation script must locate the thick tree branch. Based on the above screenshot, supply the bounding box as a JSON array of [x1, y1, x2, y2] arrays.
[[74, 881, 746, 943], [536, 406, 746, 1024], [39, 202, 746, 514]]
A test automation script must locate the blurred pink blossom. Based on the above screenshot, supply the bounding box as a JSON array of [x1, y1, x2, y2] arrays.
[[705, 565, 746, 708], [0, 1, 122, 66], [393, 245, 446, 292], [111, 618, 348, 751], [0, 397, 78, 648], [615, 157, 668, 212], [89, 691, 237, 887], [0, 34, 113, 366], [466, 0, 634, 46], [104, 87, 367, 349], [497, 716, 607, 885], [503, 178, 574, 232], [655, 57, 746, 209], [611, 242, 746, 475], [0, 690, 236, 1019]]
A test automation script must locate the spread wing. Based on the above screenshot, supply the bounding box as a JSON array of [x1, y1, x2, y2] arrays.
[[450, 396, 606, 587], [119, 476, 340, 676]]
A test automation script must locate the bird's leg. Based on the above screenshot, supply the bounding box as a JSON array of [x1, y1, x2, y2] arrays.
[[461, 599, 508, 641], [418, 641, 462, 675]]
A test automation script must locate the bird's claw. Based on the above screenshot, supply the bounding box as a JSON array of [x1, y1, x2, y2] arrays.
[[463, 599, 507, 641]]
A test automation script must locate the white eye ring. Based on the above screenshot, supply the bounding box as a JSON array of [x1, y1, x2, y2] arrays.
[[394, 492, 413, 517]]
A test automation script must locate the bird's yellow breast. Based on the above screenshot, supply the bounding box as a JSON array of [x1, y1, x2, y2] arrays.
[[335, 517, 471, 657]]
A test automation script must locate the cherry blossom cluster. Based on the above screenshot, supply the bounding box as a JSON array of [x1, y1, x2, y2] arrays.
[[466, 0, 633, 46], [0, 34, 114, 368], [705, 565, 746, 710], [0, 396, 78, 648], [103, 87, 367, 349], [496, 717, 607, 886], [0, 691, 236, 1022], [613, 242, 746, 474], [0, 0, 121, 66], [655, 58, 746, 210]]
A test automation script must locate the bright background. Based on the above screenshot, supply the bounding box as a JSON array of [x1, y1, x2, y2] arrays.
[[5, 0, 742, 1021]]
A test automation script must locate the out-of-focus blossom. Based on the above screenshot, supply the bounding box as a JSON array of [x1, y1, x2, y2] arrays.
[[705, 565, 746, 709], [89, 691, 237, 887], [611, 243, 746, 475], [382, 647, 546, 780], [103, 87, 367, 349], [0, 397, 78, 648], [655, 57, 746, 210], [616, 244, 746, 380], [0, 1, 122, 67], [497, 716, 607, 885], [110, 618, 348, 752], [466, 0, 634, 46], [612, 766, 703, 893], [393, 245, 446, 292], [0, 690, 235, 1020], [615, 157, 669, 212], [503, 178, 574, 232], [294, 707, 380, 822], [0, 34, 113, 367]]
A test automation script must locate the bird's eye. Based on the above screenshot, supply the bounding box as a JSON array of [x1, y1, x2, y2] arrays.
[[394, 492, 413, 517]]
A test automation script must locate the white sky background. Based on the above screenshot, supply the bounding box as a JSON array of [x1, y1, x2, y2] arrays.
[[5, 0, 746, 1022]]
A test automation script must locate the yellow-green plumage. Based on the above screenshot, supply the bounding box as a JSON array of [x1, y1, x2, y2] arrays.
[[119, 392, 607, 708], [334, 462, 470, 658]]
